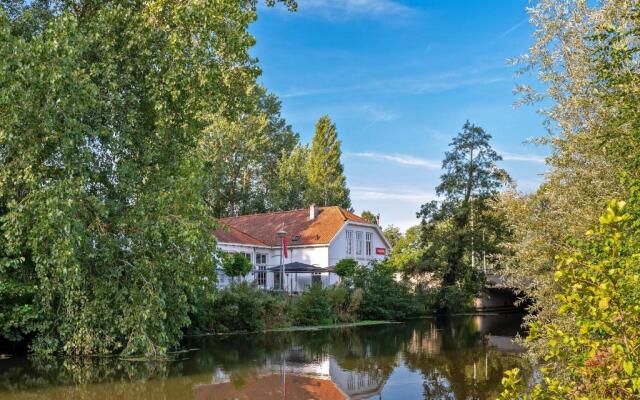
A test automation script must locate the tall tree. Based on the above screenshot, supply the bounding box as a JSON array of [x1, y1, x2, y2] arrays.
[[305, 116, 351, 209], [0, 0, 294, 356], [417, 121, 511, 311]]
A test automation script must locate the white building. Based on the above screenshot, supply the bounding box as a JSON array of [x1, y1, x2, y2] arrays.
[[213, 205, 391, 292]]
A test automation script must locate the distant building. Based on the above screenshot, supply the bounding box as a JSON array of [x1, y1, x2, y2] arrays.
[[213, 205, 391, 292]]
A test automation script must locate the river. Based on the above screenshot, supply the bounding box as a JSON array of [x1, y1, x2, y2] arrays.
[[0, 314, 531, 400]]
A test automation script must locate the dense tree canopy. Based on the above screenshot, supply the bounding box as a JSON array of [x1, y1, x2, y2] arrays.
[[0, 0, 294, 356]]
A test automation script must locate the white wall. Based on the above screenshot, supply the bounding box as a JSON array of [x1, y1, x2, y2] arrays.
[[328, 222, 389, 267], [215, 221, 390, 291]]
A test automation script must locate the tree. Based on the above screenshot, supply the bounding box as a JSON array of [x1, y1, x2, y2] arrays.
[[360, 210, 378, 225], [222, 253, 253, 283], [417, 121, 511, 311], [305, 116, 351, 209], [200, 87, 299, 217], [334, 258, 358, 278], [496, 0, 637, 362], [271, 145, 309, 211], [0, 0, 294, 356], [387, 226, 424, 274], [382, 225, 402, 248]]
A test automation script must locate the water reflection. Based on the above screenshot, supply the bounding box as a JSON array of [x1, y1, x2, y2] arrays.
[[0, 314, 531, 400]]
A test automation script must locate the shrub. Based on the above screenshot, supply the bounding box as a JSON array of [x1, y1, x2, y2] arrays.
[[193, 283, 288, 334], [500, 199, 640, 399], [352, 261, 421, 321], [334, 258, 357, 279], [221, 253, 252, 282], [291, 284, 334, 326]]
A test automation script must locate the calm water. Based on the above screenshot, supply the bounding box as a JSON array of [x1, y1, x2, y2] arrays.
[[0, 314, 532, 400]]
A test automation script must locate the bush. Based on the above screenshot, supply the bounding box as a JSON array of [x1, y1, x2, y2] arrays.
[[193, 283, 289, 334], [291, 284, 334, 326], [352, 261, 422, 321], [500, 199, 640, 399], [334, 258, 357, 279]]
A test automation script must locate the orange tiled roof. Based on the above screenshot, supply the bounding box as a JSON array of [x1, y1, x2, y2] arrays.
[[214, 206, 370, 247]]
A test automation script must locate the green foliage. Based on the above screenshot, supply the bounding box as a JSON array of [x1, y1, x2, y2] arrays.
[[360, 210, 378, 225], [382, 225, 402, 248], [271, 145, 309, 211], [194, 283, 290, 334], [352, 261, 421, 320], [199, 87, 301, 217], [222, 253, 252, 280], [291, 284, 334, 326], [0, 0, 293, 356], [417, 121, 511, 311], [500, 198, 640, 399], [333, 258, 357, 278], [305, 115, 351, 209], [387, 225, 424, 273]]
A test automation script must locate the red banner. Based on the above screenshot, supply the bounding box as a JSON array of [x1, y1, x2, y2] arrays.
[[375, 247, 386, 255]]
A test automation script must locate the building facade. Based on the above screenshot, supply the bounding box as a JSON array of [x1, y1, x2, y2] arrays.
[[213, 205, 391, 292]]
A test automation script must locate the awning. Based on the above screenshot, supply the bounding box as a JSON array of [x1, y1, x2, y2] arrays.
[[267, 262, 332, 273]]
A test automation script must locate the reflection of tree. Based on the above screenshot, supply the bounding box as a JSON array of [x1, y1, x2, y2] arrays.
[[401, 318, 533, 400], [0, 316, 534, 399]]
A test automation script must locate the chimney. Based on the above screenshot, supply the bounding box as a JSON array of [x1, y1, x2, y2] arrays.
[[309, 204, 317, 220], [376, 213, 381, 226]]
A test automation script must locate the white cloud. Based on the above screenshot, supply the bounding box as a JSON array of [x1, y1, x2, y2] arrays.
[[346, 152, 440, 169], [297, 0, 413, 18], [500, 151, 546, 164], [350, 186, 437, 202]]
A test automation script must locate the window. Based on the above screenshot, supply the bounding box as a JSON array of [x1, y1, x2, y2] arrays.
[[346, 230, 353, 255], [255, 253, 267, 265], [366, 232, 372, 256], [312, 273, 322, 286], [356, 231, 363, 256], [255, 253, 267, 287], [240, 252, 251, 263]]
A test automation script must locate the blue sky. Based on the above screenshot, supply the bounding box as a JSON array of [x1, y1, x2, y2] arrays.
[[251, 0, 548, 230]]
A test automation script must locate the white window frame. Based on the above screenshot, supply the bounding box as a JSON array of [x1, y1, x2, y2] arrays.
[[255, 253, 268, 287], [356, 231, 363, 256], [346, 230, 353, 255], [366, 232, 372, 256]]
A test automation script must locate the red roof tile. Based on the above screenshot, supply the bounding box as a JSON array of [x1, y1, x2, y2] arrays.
[[214, 206, 373, 247]]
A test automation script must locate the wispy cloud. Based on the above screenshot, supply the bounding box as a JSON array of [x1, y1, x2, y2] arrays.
[[489, 18, 528, 45], [357, 105, 399, 123], [500, 151, 546, 164], [297, 0, 413, 19], [347, 152, 440, 169], [279, 66, 510, 98], [351, 186, 437, 202]]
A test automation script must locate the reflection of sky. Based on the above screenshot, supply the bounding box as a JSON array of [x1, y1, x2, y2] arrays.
[[377, 362, 429, 399]]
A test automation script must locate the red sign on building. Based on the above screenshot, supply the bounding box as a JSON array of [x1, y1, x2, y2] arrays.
[[375, 247, 386, 255]]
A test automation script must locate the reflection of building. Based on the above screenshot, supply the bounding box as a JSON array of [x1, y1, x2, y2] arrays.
[[407, 323, 441, 355], [196, 347, 390, 399], [329, 358, 386, 399]]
